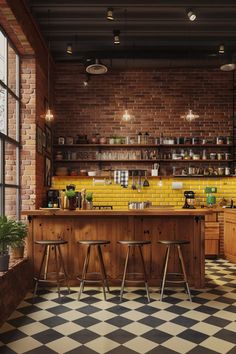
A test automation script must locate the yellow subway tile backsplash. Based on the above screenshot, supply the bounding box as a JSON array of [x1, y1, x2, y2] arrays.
[[52, 176, 236, 210]]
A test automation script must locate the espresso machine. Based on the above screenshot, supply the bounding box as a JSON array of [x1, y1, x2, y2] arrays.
[[183, 191, 195, 209], [47, 189, 59, 208]]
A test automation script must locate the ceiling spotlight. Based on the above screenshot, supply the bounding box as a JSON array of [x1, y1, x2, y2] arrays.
[[66, 43, 73, 55], [107, 8, 114, 21], [113, 30, 120, 45], [219, 44, 225, 54], [187, 9, 196, 21]]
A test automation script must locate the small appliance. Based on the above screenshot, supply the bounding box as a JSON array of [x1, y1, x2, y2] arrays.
[[183, 191, 195, 209], [205, 187, 217, 207], [47, 189, 59, 208]]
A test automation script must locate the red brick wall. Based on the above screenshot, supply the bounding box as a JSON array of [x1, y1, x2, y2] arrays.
[[54, 64, 233, 141]]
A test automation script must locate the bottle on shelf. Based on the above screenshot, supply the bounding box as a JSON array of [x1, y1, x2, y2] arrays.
[[137, 132, 142, 144]]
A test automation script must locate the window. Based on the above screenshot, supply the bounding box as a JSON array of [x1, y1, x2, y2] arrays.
[[0, 28, 20, 218]]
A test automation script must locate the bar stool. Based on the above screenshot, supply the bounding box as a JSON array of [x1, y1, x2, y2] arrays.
[[158, 240, 191, 301], [33, 239, 70, 299], [77, 240, 110, 300], [118, 240, 151, 303]]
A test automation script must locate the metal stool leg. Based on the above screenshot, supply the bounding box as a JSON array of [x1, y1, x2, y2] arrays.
[[78, 245, 91, 300], [97, 245, 110, 296], [160, 245, 170, 301], [43, 245, 50, 280], [177, 245, 192, 301], [54, 245, 61, 299], [33, 245, 48, 298], [97, 244, 110, 293], [138, 245, 150, 302], [97, 245, 108, 300], [120, 246, 130, 302], [58, 245, 70, 294]]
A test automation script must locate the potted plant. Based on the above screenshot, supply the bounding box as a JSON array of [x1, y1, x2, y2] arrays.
[[65, 189, 77, 210], [0, 216, 19, 271], [85, 192, 93, 209], [11, 221, 28, 259]]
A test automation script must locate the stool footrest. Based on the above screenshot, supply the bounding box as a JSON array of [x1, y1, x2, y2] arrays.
[[165, 279, 188, 284]]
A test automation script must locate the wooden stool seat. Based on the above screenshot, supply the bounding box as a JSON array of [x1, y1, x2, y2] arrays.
[[33, 239, 70, 299], [78, 240, 110, 246], [158, 240, 189, 245], [158, 240, 191, 301], [118, 240, 151, 246], [77, 240, 110, 300], [118, 240, 151, 303], [35, 240, 68, 246]]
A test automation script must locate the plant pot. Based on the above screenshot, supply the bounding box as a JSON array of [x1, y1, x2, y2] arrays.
[[68, 197, 77, 210], [86, 201, 93, 210], [0, 254, 10, 272], [11, 246, 25, 259]]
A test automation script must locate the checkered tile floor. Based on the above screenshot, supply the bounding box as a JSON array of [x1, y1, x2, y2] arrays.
[[0, 259, 236, 354]]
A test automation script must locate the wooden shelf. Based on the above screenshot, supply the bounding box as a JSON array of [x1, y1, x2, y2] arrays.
[[54, 159, 233, 163], [54, 143, 234, 148]]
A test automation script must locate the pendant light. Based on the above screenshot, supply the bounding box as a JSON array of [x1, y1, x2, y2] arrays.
[[122, 9, 131, 122], [45, 10, 54, 122], [45, 41, 54, 122], [181, 74, 199, 122], [181, 109, 199, 122]]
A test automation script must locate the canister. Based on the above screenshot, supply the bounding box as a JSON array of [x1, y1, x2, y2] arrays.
[[58, 136, 65, 145]]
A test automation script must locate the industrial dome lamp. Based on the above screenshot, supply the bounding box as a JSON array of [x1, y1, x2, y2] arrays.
[[220, 52, 236, 72], [86, 59, 108, 75]]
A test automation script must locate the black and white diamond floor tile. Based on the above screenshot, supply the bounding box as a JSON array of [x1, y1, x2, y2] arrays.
[[0, 259, 236, 354]]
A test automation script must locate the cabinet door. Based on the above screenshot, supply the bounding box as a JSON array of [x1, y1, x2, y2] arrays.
[[224, 218, 236, 263], [205, 221, 219, 256]]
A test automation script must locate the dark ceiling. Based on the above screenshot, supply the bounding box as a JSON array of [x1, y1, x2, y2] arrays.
[[25, 0, 236, 68]]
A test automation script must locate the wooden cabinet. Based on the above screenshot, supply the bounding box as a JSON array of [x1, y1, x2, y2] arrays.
[[205, 213, 220, 256], [224, 210, 236, 263]]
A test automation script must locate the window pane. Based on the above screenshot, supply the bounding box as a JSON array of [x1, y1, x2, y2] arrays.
[[8, 93, 18, 140], [0, 140, 2, 183], [5, 142, 17, 185], [5, 187, 18, 218], [0, 86, 6, 134], [8, 43, 18, 94], [0, 30, 6, 83]]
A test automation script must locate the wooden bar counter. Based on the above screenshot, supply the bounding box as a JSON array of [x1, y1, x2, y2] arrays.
[[22, 209, 212, 288]]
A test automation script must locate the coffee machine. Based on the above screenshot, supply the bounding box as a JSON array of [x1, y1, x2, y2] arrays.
[[47, 189, 59, 208], [183, 191, 195, 209]]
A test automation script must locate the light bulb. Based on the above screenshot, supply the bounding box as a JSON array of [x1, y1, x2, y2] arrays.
[[158, 177, 163, 187], [45, 108, 54, 122], [122, 110, 131, 122], [181, 109, 199, 122]]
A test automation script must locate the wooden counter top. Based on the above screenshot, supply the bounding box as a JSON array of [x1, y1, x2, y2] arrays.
[[22, 208, 213, 217]]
